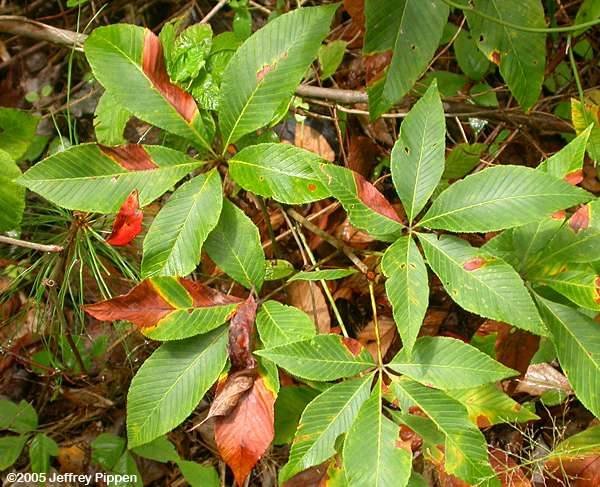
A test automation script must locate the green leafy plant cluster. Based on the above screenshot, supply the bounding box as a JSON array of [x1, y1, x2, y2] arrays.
[[2, 1, 600, 486]]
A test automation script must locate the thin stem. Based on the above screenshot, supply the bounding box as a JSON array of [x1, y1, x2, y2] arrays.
[[567, 35, 591, 128], [368, 281, 383, 367], [295, 225, 349, 338], [440, 0, 600, 33], [200, 0, 229, 24], [0, 235, 63, 252]]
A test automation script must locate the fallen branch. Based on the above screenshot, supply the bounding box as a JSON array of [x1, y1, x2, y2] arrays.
[[0, 15, 85, 50], [0, 235, 64, 253]]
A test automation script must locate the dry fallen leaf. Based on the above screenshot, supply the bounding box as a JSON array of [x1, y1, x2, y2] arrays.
[[287, 280, 331, 333], [514, 363, 573, 396], [294, 123, 335, 161], [357, 316, 396, 361]]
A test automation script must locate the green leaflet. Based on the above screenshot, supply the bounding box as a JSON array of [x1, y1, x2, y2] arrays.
[[363, 0, 449, 119], [289, 269, 357, 282], [0, 107, 39, 161], [29, 433, 59, 475], [319, 40, 347, 80], [256, 300, 316, 349], [18, 144, 201, 213], [381, 236, 429, 354], [391, 82, 445, 223], [142, 170, 223, 278], [535, 296, 600, 418], [0, 150, 25, 232], [418, 234, 546, 335], [94, 91, 131, 146], [388, 336, 517, 389], [311, 162, 404, 242], [127, 327, 228, 448], [454, 29, 490, 80], [255, 335, 375, 381], [446, 384, 539, 426], [534, 264, 600, 311], [204, 199, 266, 290], [219, 4, 337, 149], [274, 386, 320, 445], [0, 435, 28, 470], [280, 374, 373, 482], [343, 378, 412, 487], [229, 143, 329, 204], [0, 399, 38, 433], [547, 424, 600, 459], [92, 433, 126, 470], [391, 378, 500, 487], [537, 127, 591, 179], [419, 165, 591, 232], [84, 24, 213, 151], [466, 0, 546, 110]]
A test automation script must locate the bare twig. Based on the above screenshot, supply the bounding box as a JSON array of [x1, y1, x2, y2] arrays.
[[0, 235, 63, 252], [0, 15, 85, 50], [200, 0, 229, 24]]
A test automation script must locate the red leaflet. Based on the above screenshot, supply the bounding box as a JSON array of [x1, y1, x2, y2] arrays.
[[569, 204, 590, 233], [99, 144, 157, 171], [229, 295, 258, 370], [354, 172, 402, 222], [106, 190, 143, 246], [215, 376, 276, 487], [463, 257, 487, 271], [83, 279, 174, 329], [142, 30, 198, 123], [564, 169, 584, 186], [179, 278, 243, 307]]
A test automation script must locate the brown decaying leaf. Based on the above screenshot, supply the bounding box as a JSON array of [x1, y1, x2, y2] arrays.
[[215, 376, 276, 487], [364, 50, 393, 86], [334, 218, 376, 247], [83, 278, 240, 330], [488, 447, 531, 487], [229, 295, 258, 370], [287, 280, 330, 333], [514, 363, 573, 396], [294, 124, 335, 162], [347, 135, 383, 177], [207, 369, 256, 419], [106, 189, 143, 246], [357, 316, 396, 361], [283, 462, 329, 487], [354, 172, 402, 222], [142, 29, 198, 122], [569, 204, 590, 233], [99, 144, 157, 171], [545, 454, 600, 487]]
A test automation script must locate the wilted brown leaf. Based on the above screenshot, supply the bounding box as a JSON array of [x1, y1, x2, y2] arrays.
[[229, 295, 258, 370], [357, 316, 396, 361], [215, 376, 276, 486], [106, 189, 143, 247], [287, 280, 331, 333], [294, 124, 335, 162], [514, 363, 573, 396]]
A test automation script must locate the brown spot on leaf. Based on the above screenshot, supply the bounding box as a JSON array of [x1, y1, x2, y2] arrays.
[[489, 50, 501, 65], [569, 205, 590, 233], [354, 172, 402, 222], [257, 64, 274, 82], [475, 415, 493, 428], [142, 29, 198, 123], [564, 169, 584, 186], [307, 183, 318, 192], [83, 280, 174, 329], [463, 257, 487, 271], [100, 144, 157, 171], [364, 50, 393, 86], [595, 277, 600, 305], [106, 190, 143, 246], [341, 336, 363, 357], [551, 210, 566, 220]]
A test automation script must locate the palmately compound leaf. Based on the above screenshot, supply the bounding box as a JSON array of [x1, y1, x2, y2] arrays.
[[311, 162, 404, 242], [127, 327, 228, 448], [418, 234, 545, 335], [280, 374, 373, 482], [83, 277, 241, 341], [391, 82, 445, 223], [388, 336, 517, 390], [382, 236, 429, 355], [256, 300, 315, 349], [142, 169, 223, 278], [466, 0, 546, 110], [204, 199, 266, 291], [255, 335, 375, 382], [363, 0, 449, 119], [419, 165, 591, 232], [343, 378, 412, 487], [228, 143, 329, 204], [391, 378, 500, 487], [84, 24, 213, 151], [535, 296, 600, 418], [18, 144, 201, 213], [0, 150, 25, 232], [219, 4, 337, 149]]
